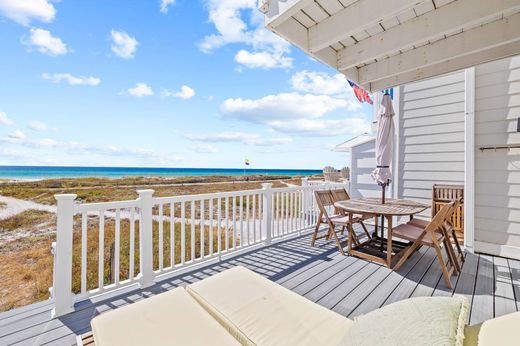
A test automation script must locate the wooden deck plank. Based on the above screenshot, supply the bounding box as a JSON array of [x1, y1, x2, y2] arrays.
[[470, 254, 495, 325], [316, 260, 380, 310], [493, 256, 517, 317], [350, 246, 427, 316], [452, 251, 479, 323], [381, 248, 436, 306], [507, 258, 520, 311]]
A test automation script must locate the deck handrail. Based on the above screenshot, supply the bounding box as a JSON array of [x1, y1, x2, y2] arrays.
[[51, 179, 349, 317]]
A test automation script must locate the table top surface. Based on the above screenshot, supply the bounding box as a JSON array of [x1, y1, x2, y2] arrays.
[[334, 198, 430, 216]]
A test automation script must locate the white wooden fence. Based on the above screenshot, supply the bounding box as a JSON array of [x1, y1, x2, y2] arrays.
[[50, 180, 349, 317]]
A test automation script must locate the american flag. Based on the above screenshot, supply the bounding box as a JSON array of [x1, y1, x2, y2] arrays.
[[348, 80, 373, 105]]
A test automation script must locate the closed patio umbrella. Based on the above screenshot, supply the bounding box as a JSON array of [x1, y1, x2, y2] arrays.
[[372, 93, 395, 249]]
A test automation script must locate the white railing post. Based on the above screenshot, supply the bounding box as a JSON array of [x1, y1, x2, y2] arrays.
[[262, 183, 273, 245], [301, 178, 309, 223], [137, 190, 156, 288], [52, 194, 77, 318]]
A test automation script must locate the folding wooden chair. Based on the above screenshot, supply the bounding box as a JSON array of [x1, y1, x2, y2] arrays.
[[392, 201, 459, 288], [408, 199, 464, 272], [330, 188, 372, 240], [311, 190, 364, 255]]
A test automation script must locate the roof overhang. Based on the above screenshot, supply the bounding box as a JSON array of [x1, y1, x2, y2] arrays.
[[263, 0, 520, 92], [333, 133, 375, 152]]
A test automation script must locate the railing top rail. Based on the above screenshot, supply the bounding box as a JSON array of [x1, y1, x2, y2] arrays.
[[153, 188, 266, 203], [75, 199, 140, 213]]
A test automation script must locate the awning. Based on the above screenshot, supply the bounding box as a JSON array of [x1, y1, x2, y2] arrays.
[[262, 0, 520, 92], [333, 133, 374, 152]]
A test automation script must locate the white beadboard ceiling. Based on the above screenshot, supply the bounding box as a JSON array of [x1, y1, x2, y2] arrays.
[[263, 0, 520, 91]]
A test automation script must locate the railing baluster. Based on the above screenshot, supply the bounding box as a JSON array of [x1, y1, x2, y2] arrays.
[[158, 204, 163, 271], [191, 200, 195, 261], [81, 212, 87, 294], [170, 203, 174, 267], [225, 197, 229, 251], [289, 192, 293, 232], [232, 196, 236, 249], [280, 192, 284, 235], [98, 210, 105, 290], [239, 196, 244, 246], [209, 199, 214, 256], [129, 207, 135, 279], [115, 209, 121, 285], [217, 197, 222, 255], [181, 201, 186, 265], [276, 192, 280, 237], [252, 193, 256, 243], [246, 194, 250, 245], [200, 200, 205, 259]]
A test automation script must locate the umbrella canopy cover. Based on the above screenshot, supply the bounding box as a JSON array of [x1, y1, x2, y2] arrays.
[[371, 93, 395, 185]]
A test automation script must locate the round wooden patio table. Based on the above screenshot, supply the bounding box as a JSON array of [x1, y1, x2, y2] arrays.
[[334, 198, 429, 268]]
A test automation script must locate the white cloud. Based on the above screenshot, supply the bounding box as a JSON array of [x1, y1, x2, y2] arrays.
[[42, 73, 101, 86], [199, 0, 291, 69], [193, 144, 218, 153], [125, 83, 153, 97], [8, 130, 26, 139], [163, 85, 195, 99], [110, 30, 138, 59], [0, 0, 55, 26], [23, 28, 68, 56], [186, 132, 292, 147], [219, 88, 371, 137], [0, 112, 13, 125], [27, 120, 48, 131], [235, 50, 292, 70], [291, 70, 351, 95], [268, 118, 371, 136], [221, 92, 360, 123], [160, 0, 175, 13]]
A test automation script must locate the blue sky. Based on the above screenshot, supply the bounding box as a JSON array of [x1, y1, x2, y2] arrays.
[[0, 0, 373, 170]]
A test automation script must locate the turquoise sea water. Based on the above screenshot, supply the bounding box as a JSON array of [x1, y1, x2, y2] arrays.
[[0, 166, 321, 180]]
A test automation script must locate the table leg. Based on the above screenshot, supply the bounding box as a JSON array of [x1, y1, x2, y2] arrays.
[[373, 213, 378, 239], [347, 212, 353, 255], [386, 215, 393, 268]]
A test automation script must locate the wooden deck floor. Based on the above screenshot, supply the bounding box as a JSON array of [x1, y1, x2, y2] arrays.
[[1, 228, 519, 345]]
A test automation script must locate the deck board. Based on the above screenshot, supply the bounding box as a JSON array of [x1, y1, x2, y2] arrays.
[[0, 230, 517, 346]]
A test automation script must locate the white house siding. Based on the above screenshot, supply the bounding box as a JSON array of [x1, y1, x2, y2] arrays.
[[475, 56, 520, 254], [349, 140, 380, 199], [397, 72, 466, 216]]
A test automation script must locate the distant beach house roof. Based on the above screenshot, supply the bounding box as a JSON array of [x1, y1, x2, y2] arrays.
[[333, 133, 375, 152]]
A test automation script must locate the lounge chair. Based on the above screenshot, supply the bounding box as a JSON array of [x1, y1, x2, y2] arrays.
[[87, 266, 520, 346]]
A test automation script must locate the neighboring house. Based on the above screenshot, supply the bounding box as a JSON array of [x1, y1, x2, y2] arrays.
[[335, 56, 520, 259]]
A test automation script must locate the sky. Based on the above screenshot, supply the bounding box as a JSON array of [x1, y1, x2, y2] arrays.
[[0, 0, 373, 170]]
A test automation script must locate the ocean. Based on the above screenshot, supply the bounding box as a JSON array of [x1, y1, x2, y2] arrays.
[[0, 166, 322, 180]]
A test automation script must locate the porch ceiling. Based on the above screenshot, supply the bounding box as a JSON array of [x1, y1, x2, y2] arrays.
[[263, 0, 520, 92]]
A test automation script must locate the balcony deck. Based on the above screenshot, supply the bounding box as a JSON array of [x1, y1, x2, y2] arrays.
[[1, 228, 519, 346]]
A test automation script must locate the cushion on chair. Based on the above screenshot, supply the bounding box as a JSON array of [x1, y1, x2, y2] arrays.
[[408, 218, 429, 228], [341, 296, 468, 346], [463, 311, 520, 346], [91, 287, 240, 346], [392, 223, 444, 245], [186, 266, 353, 346]]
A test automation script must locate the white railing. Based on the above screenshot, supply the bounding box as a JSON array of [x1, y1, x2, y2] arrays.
[[50, 180, 348, 317]]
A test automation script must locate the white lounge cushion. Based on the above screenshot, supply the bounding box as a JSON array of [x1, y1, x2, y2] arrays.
[[186, 266, 353, 346], [91, 287, 240, 346], [341, 296, 468, 346], [463, 311, 520, 346]]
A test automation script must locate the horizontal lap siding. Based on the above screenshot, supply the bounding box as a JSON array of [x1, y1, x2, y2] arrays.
[[350, 141, 381, 198], [475, 56, 520, 249], [398, 71, 466, 216]]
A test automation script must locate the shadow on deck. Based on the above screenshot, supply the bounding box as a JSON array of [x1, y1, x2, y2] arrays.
[[1, 228, 519, 346]]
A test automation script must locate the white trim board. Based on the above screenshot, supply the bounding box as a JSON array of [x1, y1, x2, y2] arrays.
[[464, 67, 476, 252], [475, 241, 520, 261]]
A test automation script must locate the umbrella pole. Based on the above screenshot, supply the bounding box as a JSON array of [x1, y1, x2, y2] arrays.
[[380, 184, 386, 250]]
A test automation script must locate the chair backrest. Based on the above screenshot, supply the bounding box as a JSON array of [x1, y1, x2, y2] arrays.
[[424, 200, 457, 235], [314, 190, 335, 220], [431, 184, 464, 236], [330, 188, 350, 202]]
